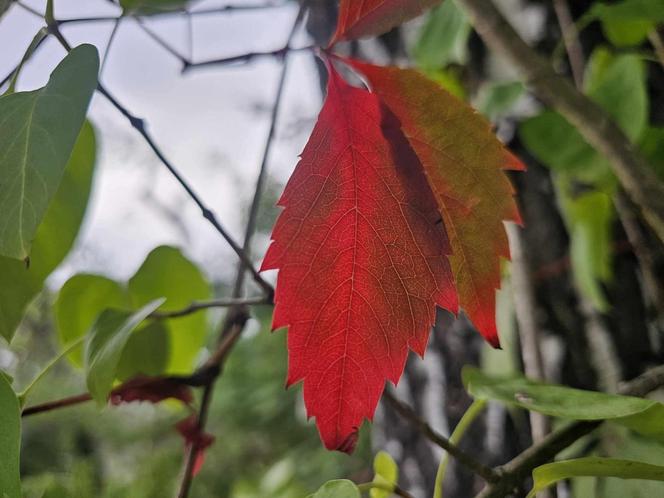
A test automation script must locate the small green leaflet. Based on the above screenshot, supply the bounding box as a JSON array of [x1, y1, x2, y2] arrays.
[[371, 451, 398, 498], [0, 121, 97, 342], [57, 247, 210, 375], [85, 298, 165, 404], [4, 28, 49, 96], [0, 44, 98, 261], [412, 0, 470, 69], [307, 480, 360, 498], [477, 81, 524, 122], [559, 187, 614, 310], [128, 246, 210, 374], [463, 367, 664, 441], [528, 458, 664, 498], [0, 372, 20, 498], [56, 274, 129, 366]]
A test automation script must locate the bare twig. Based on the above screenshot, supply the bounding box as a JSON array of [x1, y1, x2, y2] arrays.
[[232, 4, 307, 295], [22, 393, 92, 417], [648, 28, 664, 70], [15, 0, 43, 18], [613, 193, 664, 316], [48, 21, 274, 297], [150, 296, 271, 319], [383, 389, 500, 484], [474, 364, 664, 498], [175, 4, 309, 497], [506, 224, 550, 442], [357, 481, 416, 498], [97, 83, 274, 297], [456, 0, 664, 244], [551, 0, 585, 88], [56, 2, 288, 25]]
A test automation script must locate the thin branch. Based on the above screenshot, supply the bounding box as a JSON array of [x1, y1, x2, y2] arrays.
[[357, 481, 415, 498], [176, 306, 250, 498], [232, 4, 307, 295], [551, 0, 585, 88], [150, 296, 271, 319], [474, 364, 664, 498], [0, 32, 49, 90], [456, 0, 664, 244], [182, 45, 315, 73], [48, 22, 273, 296], [100, 17, 121, 76], [135, 18, 189, 64], [382, 389, 500, 484], [175, 4, 309, 496], [56, 2, 287, 25], [615, 191, 664, 317], [506, 223, 550, 442], [15, 0, 43, 18], [22, 393, 92, 417]]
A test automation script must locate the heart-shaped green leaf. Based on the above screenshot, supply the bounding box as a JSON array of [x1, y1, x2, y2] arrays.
[[85, 298, 165, 403], [0, 44, 98, 261]]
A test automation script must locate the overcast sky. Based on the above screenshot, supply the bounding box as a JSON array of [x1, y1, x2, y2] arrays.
[[1, 0, 322, 288]]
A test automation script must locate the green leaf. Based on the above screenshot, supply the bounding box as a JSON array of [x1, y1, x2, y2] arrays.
[[639, 127, 664, 179], [84, 298, 165, 403], [128, 246, 210, 374], [519, 111, 612, 184], [528, 458, 664, 498], [462, 367, 664, 440], [116, 320, 170, 381], [520, 48, 647, 184], [371, 452, 398, 498], [585, 50, 648, 141], [477, 81, 524, 121], [55, 274, 129, 366], [0, 372, 21, 498], [602, 18, 653, 47], [591, 0, 664, 23], [0, 44, 99, 260], [593, 431, 664, 497], [308, 480, 360, 498], [434, 399, 486, 498], [0, 121, 97, 342], [120, 0, 189, 15], [412, 0, 470, 69], [559, 186, 614, 310]]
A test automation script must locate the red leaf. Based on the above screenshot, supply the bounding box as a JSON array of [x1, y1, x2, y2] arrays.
[[330, 0, 442, 46], [344, 59, 524, 346], [110, 376, 194, 406], [176, 415, 215, 477], [261, 64, 457, 451]]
